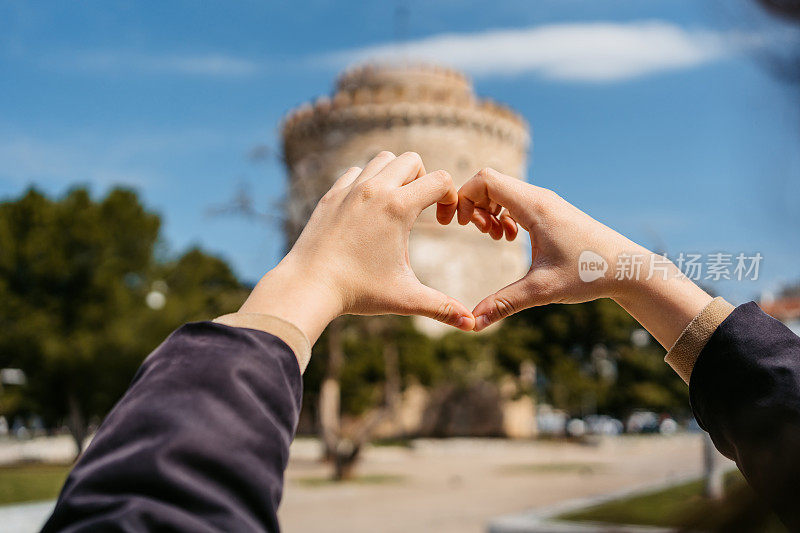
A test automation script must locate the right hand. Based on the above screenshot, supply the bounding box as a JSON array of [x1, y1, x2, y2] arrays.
[[457, 168, 649, 331]]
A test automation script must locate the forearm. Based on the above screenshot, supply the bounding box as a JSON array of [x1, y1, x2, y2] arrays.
[[43, 323, 303, 532], [689, 303, 800, 530], [458, 168, 800, 527], [612, 252, 713, 351]]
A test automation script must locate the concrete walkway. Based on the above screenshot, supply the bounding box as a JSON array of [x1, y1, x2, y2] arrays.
[[487, 466, 737, 533], [0, 501, 54, 533], [0, 434, 728, 532], [279, 434, 728, 532]]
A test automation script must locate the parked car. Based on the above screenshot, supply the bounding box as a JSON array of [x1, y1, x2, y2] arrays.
[[537, 404, 568, 436], [584, 415, 624, 436], [625, 410, 660, 433]]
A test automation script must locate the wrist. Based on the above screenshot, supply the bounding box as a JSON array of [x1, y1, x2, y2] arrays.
[[599, 241, 654, 302], [609, 250, 713, 350], [239, 257, 344, 344], [608, 250, 693, 303]]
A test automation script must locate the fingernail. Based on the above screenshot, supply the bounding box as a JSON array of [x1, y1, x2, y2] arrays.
[[456, 315, 477, 330], [475, 315, 489, 330]]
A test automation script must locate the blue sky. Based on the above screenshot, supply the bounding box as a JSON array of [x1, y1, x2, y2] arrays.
[[1, 0, 799, 304]]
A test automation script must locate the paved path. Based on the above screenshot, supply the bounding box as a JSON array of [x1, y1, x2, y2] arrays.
[[279, 434, 727, 533], [0, 501, 54, 533], [0, 434, 727, 533], [280, 434, 728, 533], [0, 435, 79, 465]]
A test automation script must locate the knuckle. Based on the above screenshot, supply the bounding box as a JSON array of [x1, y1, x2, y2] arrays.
[[402, 151, 422, 163], [320, 189, 338, 205], [427, 170, 453, 195], [434, 300, 455, 323], [493, 296, 517, 318], [433, 169, 452, 187], [346, 166, 362, 175], [384, 195, 406, 218], [356, 182, 378, 201], [477, 167, 499, 182], [377, 150, 395, 160]]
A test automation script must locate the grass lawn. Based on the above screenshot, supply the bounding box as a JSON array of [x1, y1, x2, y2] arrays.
[[559, 470, 786, 532], [294, 473, 405, 488], [0, 463, 72, 505], [497, 462, 603, 476]]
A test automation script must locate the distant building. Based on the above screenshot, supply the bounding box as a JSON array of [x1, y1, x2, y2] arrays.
[[281, 63, 531, 334], [760, 296, 800, 336]]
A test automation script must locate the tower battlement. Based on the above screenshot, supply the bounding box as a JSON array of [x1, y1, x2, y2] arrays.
[[336, 62, 471, 96], [283, 63, 529, 165]]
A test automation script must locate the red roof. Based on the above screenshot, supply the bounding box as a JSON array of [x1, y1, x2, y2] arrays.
[[760, 297, 800, 321]]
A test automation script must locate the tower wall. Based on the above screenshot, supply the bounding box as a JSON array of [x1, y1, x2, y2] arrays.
[[282, 64, 530, 334]]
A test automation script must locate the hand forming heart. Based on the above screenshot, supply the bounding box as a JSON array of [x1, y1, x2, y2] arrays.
[[452, 166, 714, 358], [455, 168, 649, 331], [241, 151, 714, 375], [241, 151, 477, 342], [241, 152, 655, 344]]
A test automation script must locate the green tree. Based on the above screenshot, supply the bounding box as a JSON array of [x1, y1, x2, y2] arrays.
[[0, 187, 246, 456], [304, 315, 437, 479], [491, 299, 688, 418]]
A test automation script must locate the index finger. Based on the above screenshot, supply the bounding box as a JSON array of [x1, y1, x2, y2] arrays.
[[373, 151, 426, 188], [456, 168, 528, 227], [400, 170, 458, 224]]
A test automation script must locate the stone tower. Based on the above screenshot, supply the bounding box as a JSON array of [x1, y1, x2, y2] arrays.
[[282, 63, 530, 334]]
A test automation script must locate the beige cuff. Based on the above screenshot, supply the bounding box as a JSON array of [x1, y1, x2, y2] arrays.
[[213, 313, 312, 373], [665, 297, 735, 384]]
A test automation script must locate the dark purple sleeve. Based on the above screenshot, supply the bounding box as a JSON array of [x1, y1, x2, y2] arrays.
[[41, 321, 303, 533], [689, 302, 800, 530]]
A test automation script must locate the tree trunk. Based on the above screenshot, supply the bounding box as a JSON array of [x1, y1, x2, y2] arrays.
[[319, 320, 344, 461], [318, 318, 404, 481], [334, 458, 355, 481], [382, 341, 401, 429], [67, 392, 88, 459], [332, 439, 361, 481]]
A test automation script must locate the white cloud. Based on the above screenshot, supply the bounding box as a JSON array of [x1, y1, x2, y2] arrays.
[[324, 21, 743, 82], [61, 51, 259, 77], [0, 130, 227, 189], [0, 136, 152, 188]]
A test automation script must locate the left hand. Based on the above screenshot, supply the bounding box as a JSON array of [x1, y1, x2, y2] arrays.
[[240, 151, 476, 343]]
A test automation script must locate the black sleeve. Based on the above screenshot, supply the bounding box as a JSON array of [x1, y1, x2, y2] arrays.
[[41, 321, 303, 533], [689, 302, 800, 530]]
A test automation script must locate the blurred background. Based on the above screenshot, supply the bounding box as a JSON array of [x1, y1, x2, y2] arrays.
[[1, 1, 799, 531]]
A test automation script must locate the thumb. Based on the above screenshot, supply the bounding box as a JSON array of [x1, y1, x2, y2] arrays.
[[401, 281, 476, 332], [472, 275, 542, 331]]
